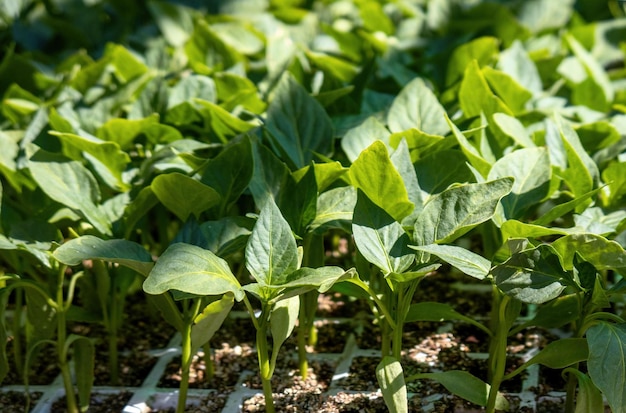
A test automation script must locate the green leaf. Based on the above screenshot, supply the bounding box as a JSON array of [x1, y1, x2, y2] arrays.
[[28, 150, 112, 236], [53, 235, 154, 277], [278, 166, 317, 236], [271, 296, 299, 355], [67, 335, 94, 412], [410, 244, 491, 280], [483, 67, 533, 114], [349, 141, 414, 222], [245, 198, 299, 286], [497, 40, 542, 96], [191, 294, 234, 355], [95, 115, 160, 150], [514, 338, 588, 373], [587, 322, 626, 413], [500, 220, 569, 241], [265, 73, 334, 169], [352, 191, 413, 276], [195, 99, 256, 143], [308, 186, 356, 234], [197, 216, 253, 258], [567, 369, 604, 413], [200, 137, 253, 215], [376, 356, 407, 413], [387, 77, 450, 136], [446, 36, 499, 87], [414, 178, 514, 245], [248, 138, 291, 209], [527, 294, 581, 328], [388, 128, 444, 163], [488, 147, 551, 219], [341, 117, 390, 163], [602, 161, 626, 207], [151, 172, 221, 221], [445, 114, 491, 178], [143, 243, 243, 300], [531, 187, 603, 227], [25, 285, 56, 344], [280, 266, 350, 294], [492, 113, 535, 148], [552, 233, 626, 272], [147, 0, 194, 47], [414, 150, 471, 195], [459, 60, 512, 119], [391, 139, 424, 225], [555, 114, 599, 202], [493, 244, 571, 304], [416, 371, 508, 409], [185, 19, 243, 73], [566, 34, 614, 112]]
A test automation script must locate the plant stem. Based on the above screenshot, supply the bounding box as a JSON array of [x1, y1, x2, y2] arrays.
[[56, 266, 78, 413], [177, 299, 202, 413], [256, 307, 275, 413], [12, 288, 24, 378], [203, 342, 214, 381], [486, 294, 510, 413]]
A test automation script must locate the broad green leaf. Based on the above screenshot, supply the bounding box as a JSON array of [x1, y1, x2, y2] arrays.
[[25, 285, 56, 344], [512, 338, 588, 374], [195, 99, 256, 143], [143, 243, 243, 300], [500, 220, 569, 241], [488, 147, 551, 219], [445, 114, 491, 178], [387, 77, 450, 137], [341, 117, 390, 163], [483, 67, 532, 114], [95, 115, 159, 150], [527, 294, 581, 329], [556, 114, 599, 202], [414, 178, 513, 245], [531, 187, 602, 227], [245, 198, 299, 286], [308, 186, 356, 234], [566, 35, 614, 112], [53, 235, 154, 277], [567, 369, 604, 413], [602, 161, 626, 207], [497, 40, 542, 95], [151, 172, 221, 221], [552, 233, 626, 272], [248, 138, 291, 209], [213, 72, 266, 114], [305, 50, 358, 83], [191, 294, 234, 355], [493, 244, 571, 304], [385, 264, 440, 284], [587, 322, 626, 413], [201, 138, 253, 216], [391, 139, 424, 224], [352, 191, 413, 276], [198, 216, 253, 258], [279, 266, 350, 294], [376, 356, 407, 413], [446, 36, 499, 87], [414, 150, 471, 195], [388, 128, 444, 163], [492, 113, 535, 148], [517, 0, 574, 33], [185, 19, 243, 73], [410, 244, 491, 280], [28, 150, 112, 236], [349, 141, 414, 222], [148, 0, 194, 47], [278, 166, 317, 236], [67, 335, 94, 412], [415, 371, 508, 409], [265, 73, 334, 169], [459, 60, 512, 119], [271, 296, 299, 356]]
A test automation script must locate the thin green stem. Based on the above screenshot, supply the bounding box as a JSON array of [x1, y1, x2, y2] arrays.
[[256, 306, 275, 413], [203, 342, 214, 381], [177, 299, 203, 413], [348, 278, 397, 330], [486, 295, 510, 413], [56, 265, 78, 413], [12, 289, 24, 378]]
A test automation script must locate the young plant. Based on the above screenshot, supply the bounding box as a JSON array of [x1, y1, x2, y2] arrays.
[[1, 263, 94, 413], [142, 198, 352, 413]]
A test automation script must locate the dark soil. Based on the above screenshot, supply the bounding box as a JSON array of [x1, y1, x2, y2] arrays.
[[50, 390, 133, 413], [0, 390, 42, 413]]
